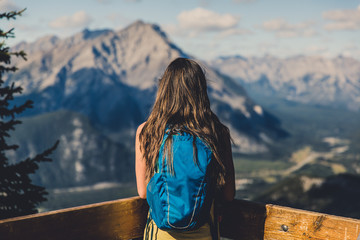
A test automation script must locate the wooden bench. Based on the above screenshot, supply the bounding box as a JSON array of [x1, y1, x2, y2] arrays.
[[0, 197, 359, 239]]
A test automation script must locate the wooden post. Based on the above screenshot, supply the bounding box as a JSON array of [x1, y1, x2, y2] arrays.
[[220, 199, 267, 240], [264, 204, 360, 240]]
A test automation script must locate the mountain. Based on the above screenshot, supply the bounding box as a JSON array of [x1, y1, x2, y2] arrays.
[[7, 110, 132, 188], [8, 20, 287, 154], [5, 21, 289, 188], [210, 55, 360, 111]]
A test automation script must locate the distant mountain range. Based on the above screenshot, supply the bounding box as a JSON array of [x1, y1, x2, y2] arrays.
[[255, 174, 360, 219], [210, 55, 360, 111], [6, 21, 287, 188]]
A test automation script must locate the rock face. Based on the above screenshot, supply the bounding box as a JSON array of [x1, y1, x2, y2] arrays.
[[6, 21, 287, 187], [210, 55, 360, 111], [8, 110, 133, 188]]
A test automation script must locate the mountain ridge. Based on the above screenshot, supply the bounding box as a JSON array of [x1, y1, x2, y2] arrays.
[[8, 20, 287, 154], [210, 54, 360, 111]]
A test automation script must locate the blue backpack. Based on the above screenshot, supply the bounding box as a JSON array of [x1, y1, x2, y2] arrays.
[[146, 129, 213, 231]]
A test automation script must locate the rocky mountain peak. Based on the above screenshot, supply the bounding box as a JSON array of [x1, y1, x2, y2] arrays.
[[12, 35, 60, 56], [210, 55, 360, 111], [8, 20, 287, 155], [80, 28, 112, 40]]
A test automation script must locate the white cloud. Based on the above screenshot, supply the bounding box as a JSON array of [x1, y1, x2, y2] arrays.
[[177, 8, 239, 32], [0, 0, 21, 12], [344, 43, 359, 51], [166, 7, 249, 39], [49, 11, 93, 29], [261, 18, 317, 38], [262, 19, 312, 31], [305, 45, 328, 54], [323, 5, 360, 31], [342, 44, 360, 59], [218, 28, 252, 38], [107, 13, 125, 23], [324, 22, 359, 31]]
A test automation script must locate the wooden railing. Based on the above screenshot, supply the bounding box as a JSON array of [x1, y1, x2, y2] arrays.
[[0, 196, 359, 240]]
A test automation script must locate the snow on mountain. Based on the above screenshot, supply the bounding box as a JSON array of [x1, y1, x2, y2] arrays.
[[11, 20, 186, 94], [210, 55, 360, 111], [7, 20, 287, 159], [12, 35, 61, 55]]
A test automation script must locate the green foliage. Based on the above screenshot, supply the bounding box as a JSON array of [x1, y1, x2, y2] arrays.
[[0, 8, 58, 220]]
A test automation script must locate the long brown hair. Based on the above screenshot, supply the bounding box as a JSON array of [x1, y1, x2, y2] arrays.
[[139, 58, 230, 187]]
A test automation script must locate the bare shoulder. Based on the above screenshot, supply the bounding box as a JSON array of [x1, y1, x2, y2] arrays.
[[136, 122, 147, 136]]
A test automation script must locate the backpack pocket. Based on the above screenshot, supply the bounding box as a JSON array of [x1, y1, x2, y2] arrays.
[[146, 131, 213, 231], [165, 174, 208, 230], [147, 173, 167, 226], [147, 170, 209, 231]]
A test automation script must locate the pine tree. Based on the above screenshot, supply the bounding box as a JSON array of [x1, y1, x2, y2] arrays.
[[0, 9, 58, 220]]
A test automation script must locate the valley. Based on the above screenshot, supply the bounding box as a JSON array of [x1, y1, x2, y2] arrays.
[[231, 94, 360, 218]]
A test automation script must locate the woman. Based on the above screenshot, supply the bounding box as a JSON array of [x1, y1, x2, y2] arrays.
[[135, 58, 235, 239]]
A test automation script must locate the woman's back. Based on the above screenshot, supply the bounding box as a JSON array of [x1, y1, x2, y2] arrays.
[[135, 58, 235, 239]]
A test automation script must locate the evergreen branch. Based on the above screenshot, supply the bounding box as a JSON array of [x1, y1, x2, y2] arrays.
[[0, 140, 19, 151], [31, 140, 60, 163], [12, 158, 39, 175], [10, 50, 27, 61], [10, 82, 24, 94], [0, 9, 26, 21], [0, 46, 27, 62], [0, 65, 17, 74], [0, 119, 22, 133], [0, 48, 11, 64], [0, 97, 10, 106], [0, 83, 25, 99], [0, 100, 33, 118], [0, 134, 19, 150], [13, 140, 59, 176], [0, 83, 24, 97], [0, 28, 15, 39]]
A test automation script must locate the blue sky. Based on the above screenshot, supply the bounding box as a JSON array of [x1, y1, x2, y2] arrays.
[[1, 0, 360, 60]]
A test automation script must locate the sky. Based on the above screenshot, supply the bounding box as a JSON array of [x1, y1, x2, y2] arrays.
[[1, 0, 360, 61]]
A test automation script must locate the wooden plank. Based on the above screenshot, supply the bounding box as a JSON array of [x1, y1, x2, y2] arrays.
[[0, 196, 149, 240], [220, 199, 267, 240], [264, 204, 360, 240], [2, 196, 360, 240]]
